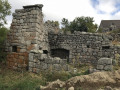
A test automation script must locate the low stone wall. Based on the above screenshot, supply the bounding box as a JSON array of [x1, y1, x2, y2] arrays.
[[28, 50, 69, 73]]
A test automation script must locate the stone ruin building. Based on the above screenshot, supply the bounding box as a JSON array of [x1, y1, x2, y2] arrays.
[[99, 20, 120, 32], [99, 20, 120, 42], [6, 4, 120, 73]]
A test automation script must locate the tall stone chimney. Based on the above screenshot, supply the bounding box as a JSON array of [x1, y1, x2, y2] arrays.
[[6, 4, 48, 70]]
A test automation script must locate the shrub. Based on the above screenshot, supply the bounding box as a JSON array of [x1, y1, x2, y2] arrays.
[[0, 27, 8, 62]]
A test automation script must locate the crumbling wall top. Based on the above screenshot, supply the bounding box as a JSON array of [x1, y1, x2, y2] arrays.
[[23, 4, 43, 9]]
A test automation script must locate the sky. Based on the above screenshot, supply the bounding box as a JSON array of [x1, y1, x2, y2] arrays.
[[5, 0, 120, 28]]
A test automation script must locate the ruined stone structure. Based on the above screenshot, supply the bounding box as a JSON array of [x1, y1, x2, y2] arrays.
[[49, 32, 115, 64], [6, 4, 120, 73], [6, 4, 49, 70], [99, 20, 120, 32]]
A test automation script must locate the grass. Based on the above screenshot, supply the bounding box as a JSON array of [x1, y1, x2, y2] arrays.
[[0, 66, 46, 90], [0, 62, 91, 90], [42, 64, 90, 82]]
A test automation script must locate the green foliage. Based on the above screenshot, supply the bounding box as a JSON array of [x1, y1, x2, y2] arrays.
[[61, 18, 70, 32], [0, 0, 11, 27], [52, 21, 59, 26], [97, 28, 103, 33], [0, 27, 8, 43], [61, 16, 98, 33], [0, 27, 8, 62], [0, 0, 11, 62], [43, 71, 71, 81], [42, 68, 89, 82], [0, 66, 90, 90]]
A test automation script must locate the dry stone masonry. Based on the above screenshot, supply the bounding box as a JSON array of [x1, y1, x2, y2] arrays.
[[29, 50, 69, 73], [49, 32, 115, 65], [97, 58, 113, 71], [6, 4, 120, 73], [6, 4, 49, 70]]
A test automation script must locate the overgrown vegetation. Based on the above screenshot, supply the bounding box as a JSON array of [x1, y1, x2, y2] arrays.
[[0, 27, 8, 62], [61, 16, 98, 33], [111, 29, 120, 33], [0, 67, 46, 90], [113, 53, 120, 70], [0, 63, 90, 90], [0, 0, 11, 62]]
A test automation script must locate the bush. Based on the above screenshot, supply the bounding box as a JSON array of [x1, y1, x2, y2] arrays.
[[0, 27, 8, 62]]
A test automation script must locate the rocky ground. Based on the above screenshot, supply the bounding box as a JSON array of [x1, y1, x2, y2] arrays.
[[40, 69, 120, 90]]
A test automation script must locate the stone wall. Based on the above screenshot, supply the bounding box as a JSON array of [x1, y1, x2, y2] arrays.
[[48, 31, 115, 65], [6, 4, 120, 72], [6, 4, 49, 70], [29, 50, 69, 73], [44, 20, 60, 34], [97, 58, 113, 71], [110, 33, 120, 42]]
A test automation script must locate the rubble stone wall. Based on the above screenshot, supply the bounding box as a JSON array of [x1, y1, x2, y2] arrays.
[[110, 33, 120, 42], [28, 50, 69, 73], [48, 32, 115, 64], [44, 20, 59, 34]]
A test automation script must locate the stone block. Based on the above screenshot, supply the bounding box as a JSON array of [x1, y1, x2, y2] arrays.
[[52, 59, 60, 64], [38, 50, 43, 54], [31, 40, 37, 44], [20, 49, 26, 52], [29, 62, 34, 67], [42, 63, 48, 70], [44, 58, 52, 64], [104, 65, 113, 71], [97, 65, 104, 70], [53, 64, 61, 71], [97, 58, 112, 65], [29, 53, 34, 61], [19, 56, 24, 60], [26, 41, 31, 45], [40, 54, 47, 60]]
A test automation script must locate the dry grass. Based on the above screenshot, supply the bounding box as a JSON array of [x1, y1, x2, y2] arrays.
[[112, 40, 120, 46]]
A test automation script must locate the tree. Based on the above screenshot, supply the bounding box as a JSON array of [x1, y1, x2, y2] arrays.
[[0, 27, 8, 62], [0, 0, 11, 27], [0, 0, 11, 62], [61, 16, 98, 33], [61, 18, 70, 32]]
